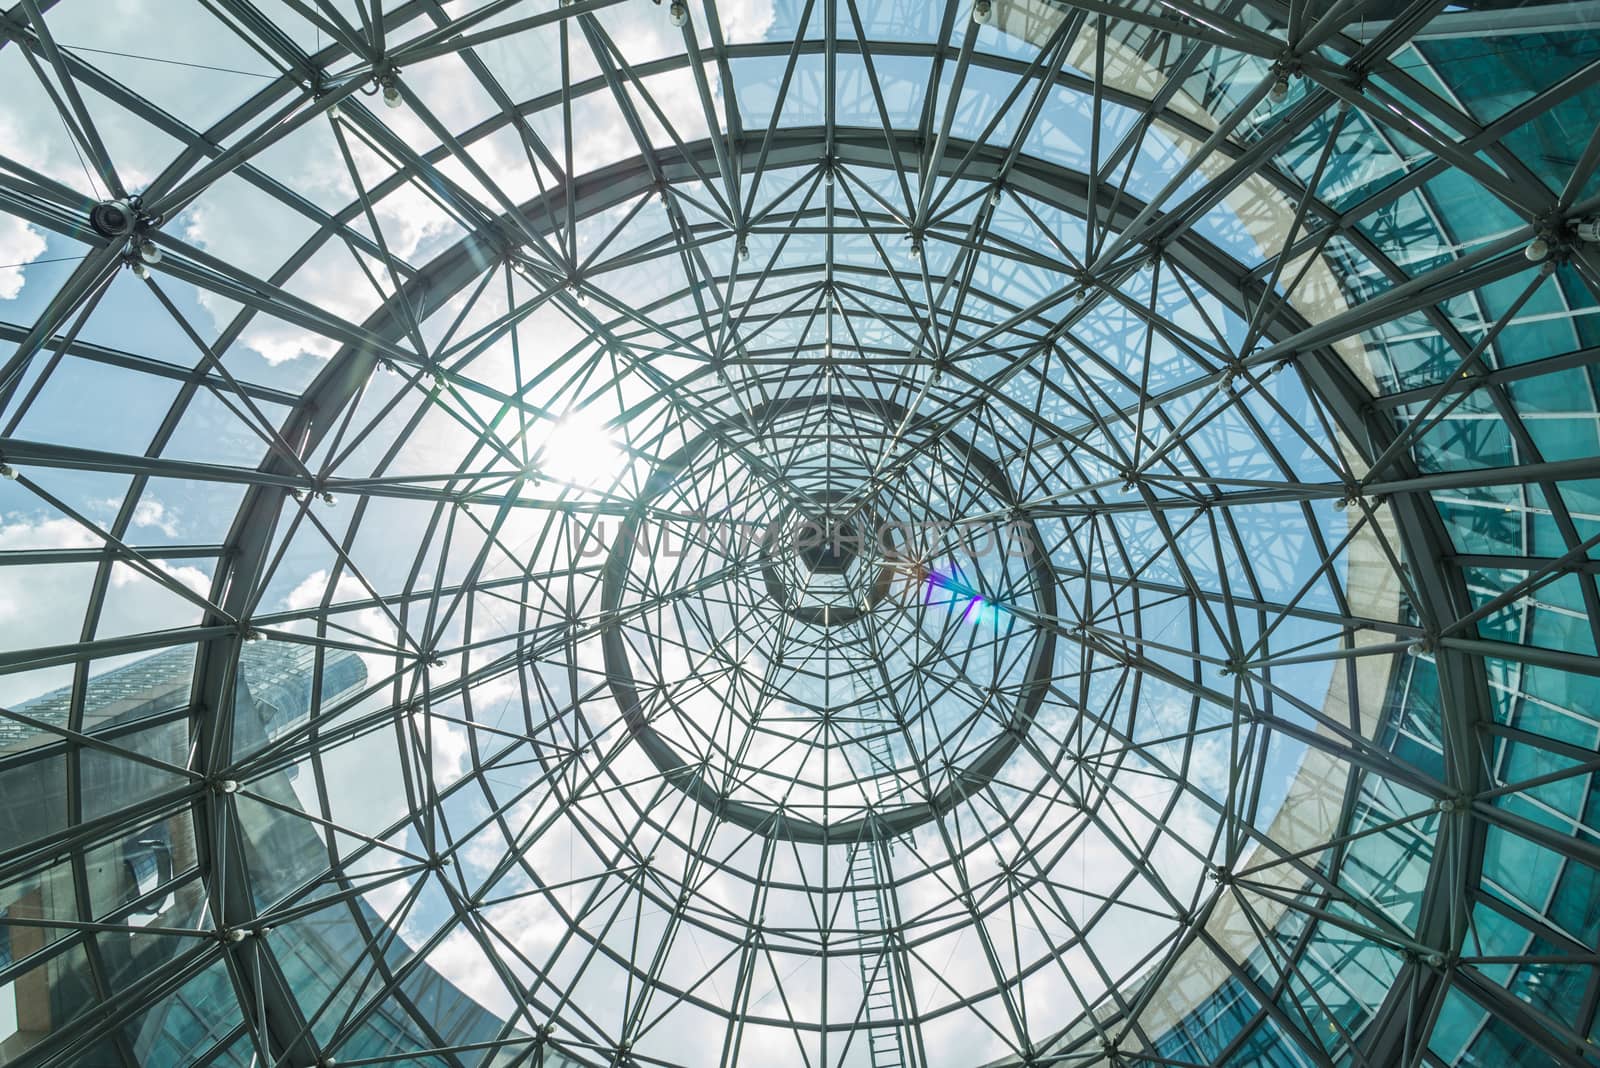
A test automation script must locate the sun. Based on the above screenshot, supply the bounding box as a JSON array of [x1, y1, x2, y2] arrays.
[[537, 407, 624, 489]]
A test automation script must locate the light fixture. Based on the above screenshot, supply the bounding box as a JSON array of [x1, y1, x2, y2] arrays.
[[0, 463, 17, 480], [989, 185, 1003, 206], [131, 260, 151, 280], [1576, 217, 1600, 244], [823, 165, 835, 186], [138, 239, 162, 265], [668, 1, 687, 27], [1525, 234, 1551, 261], [738, 241, 750, 262], [89, 198, 136, 238], [382, 81, 403, 108], [908, 236, 922, 261], [972, 0, 993, 24], [326, 100, 342, 119], [1269, 74, 1290, 103]]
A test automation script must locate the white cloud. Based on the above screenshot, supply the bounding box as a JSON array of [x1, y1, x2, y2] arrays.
[[108, 557, 210, 595], [0, 215, 47, 301], [0, 512, 213, 706], [173, 1, 771, 366], [283, 567, 340, 613], [715, 0, 777, 43], [131, 498, 181, 537], [423, 924, 519, 1019], [281, 567, 407, 687]]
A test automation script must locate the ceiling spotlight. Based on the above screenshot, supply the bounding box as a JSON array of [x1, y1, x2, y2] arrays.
[[90, 198, 137, 238], [382, 81, 403, 108], [0, 463, 17, 480], [908, 237, 923, 261], [738, 241, 750, 262], [988, 185, 1004, 207], [138, 239, 162, 265], [973, 0, 994, 24], [1268, 75, 1290, 104], [823, 165, 835, 186], [1575, 217, 1600, 244], [668, 1, 688, 27], [131, 260, 151, 280], [1525, 235, 1551, 261], [326, 100, 342, 120]]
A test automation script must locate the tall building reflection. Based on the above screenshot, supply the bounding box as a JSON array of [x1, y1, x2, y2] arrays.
[[1, 644, 545, 1066]]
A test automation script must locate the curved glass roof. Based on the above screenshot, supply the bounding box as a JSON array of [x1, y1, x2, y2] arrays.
[[2, 1, 1599, 1066]]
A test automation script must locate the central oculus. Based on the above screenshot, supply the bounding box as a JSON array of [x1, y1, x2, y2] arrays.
[[598, 396, 1059, 840], [793, 512, 862, 573]]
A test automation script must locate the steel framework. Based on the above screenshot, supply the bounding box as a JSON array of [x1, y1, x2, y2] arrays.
[[1, 1, 1599, 1067]]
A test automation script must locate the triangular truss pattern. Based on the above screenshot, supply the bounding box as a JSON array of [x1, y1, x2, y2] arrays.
[[1, 1, 1599, 1067]]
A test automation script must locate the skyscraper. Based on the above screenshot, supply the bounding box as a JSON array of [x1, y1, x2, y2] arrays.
[[2, 644, 548, 1066]]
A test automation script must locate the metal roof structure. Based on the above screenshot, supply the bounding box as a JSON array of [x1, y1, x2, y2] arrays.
[[1, 0, 1599, 1066]]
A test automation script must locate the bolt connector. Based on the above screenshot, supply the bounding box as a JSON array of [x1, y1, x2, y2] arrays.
[[1332, 483, 1364, 511], [1267, 58, 1301, 104]]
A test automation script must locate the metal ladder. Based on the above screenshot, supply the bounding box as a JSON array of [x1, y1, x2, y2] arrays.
[[847, 715, 907, 1068]]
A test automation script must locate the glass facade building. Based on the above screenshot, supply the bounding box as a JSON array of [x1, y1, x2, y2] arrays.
[[1, 0, 1599, 1065], [1, 644, 540, 1065]]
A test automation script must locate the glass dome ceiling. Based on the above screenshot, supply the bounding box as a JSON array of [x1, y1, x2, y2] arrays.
[[2, 0, 1599, 1066]]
